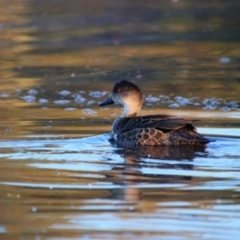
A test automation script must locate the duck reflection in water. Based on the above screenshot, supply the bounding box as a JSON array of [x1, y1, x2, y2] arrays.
[[106, 139, 208, 202]]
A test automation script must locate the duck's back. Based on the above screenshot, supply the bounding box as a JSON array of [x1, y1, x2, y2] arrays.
[[112, 115, 209, 146]]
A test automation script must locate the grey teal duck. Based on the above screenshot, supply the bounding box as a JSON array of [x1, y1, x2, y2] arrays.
[[99, 80, 209, 146]]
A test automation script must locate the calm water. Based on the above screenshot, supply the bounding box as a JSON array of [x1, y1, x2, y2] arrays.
[[0, 1, 240, 239]]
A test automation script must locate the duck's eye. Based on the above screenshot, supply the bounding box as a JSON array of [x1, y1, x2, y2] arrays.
[[115, 87, 121, 93]]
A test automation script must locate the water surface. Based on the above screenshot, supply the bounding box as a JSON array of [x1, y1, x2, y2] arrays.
[[0, 1, 240, 239]]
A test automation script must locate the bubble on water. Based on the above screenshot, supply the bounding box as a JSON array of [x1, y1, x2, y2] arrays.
[[79, 90, 86, 94], [169, 103, 180, 108], [175, 96, 191, 106], [129, 206, 135, 211], [82, 108, 96, 115], [145, 96, 159, 103], [89, 91, 107, 98], [22, 95, 36, 103], [182, 69, 189, 74], [226, 100, 239, 109], [5, 128, 12, 132], [15, 89, 22, 95], [0, 92, 9, 98], [86, 100, 95, 105], [0, 226, 6, 233], [193, 102, 201, 106], [72, 93, 80, 98], [219, 57, 231, 64], [114, 40, 120, 46], [203, 105, 216, 110], [59, 90, 71, 96], [158, 95, 170, 103], [145, 103, 152, 106], [74, 94, 86, 104], [54, 100, 70, 105], [136, 74, 142, 79], [35, 235, 41, 240], [202, 98, 220, 110], [39, 98, 48, 104], [159, 94, 168, 99], [71, 73, 75, 77], [220, 106, 230, 111], [28, 89, 38, 96], [31, 207, 38, 212], [64, 107, 76, 111]]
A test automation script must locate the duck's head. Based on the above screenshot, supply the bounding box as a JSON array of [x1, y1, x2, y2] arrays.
[[99, 80, 143, 116]]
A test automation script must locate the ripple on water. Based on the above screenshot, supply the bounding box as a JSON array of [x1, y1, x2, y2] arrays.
[[0, 133, 240, 239], [50, 210, 240, 240]]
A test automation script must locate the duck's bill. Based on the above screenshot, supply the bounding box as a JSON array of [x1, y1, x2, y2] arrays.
[[99, 97, 115, 106]]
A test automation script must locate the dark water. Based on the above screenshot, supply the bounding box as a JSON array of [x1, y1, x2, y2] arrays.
[[0, 1, 240, 239]]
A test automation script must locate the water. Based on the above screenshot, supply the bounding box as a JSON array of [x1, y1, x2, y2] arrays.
[[0, 0, 240, 239]]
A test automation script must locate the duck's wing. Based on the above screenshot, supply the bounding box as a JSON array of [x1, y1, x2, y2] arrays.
[[120, 115, 195, 134]]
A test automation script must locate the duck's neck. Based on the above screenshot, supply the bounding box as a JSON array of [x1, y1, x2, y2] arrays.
[[121, 103, 141, 118], [112, 104, 141, 134]]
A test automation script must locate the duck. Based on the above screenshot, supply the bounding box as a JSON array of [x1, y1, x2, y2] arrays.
[[99, 80, 209, 146]]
